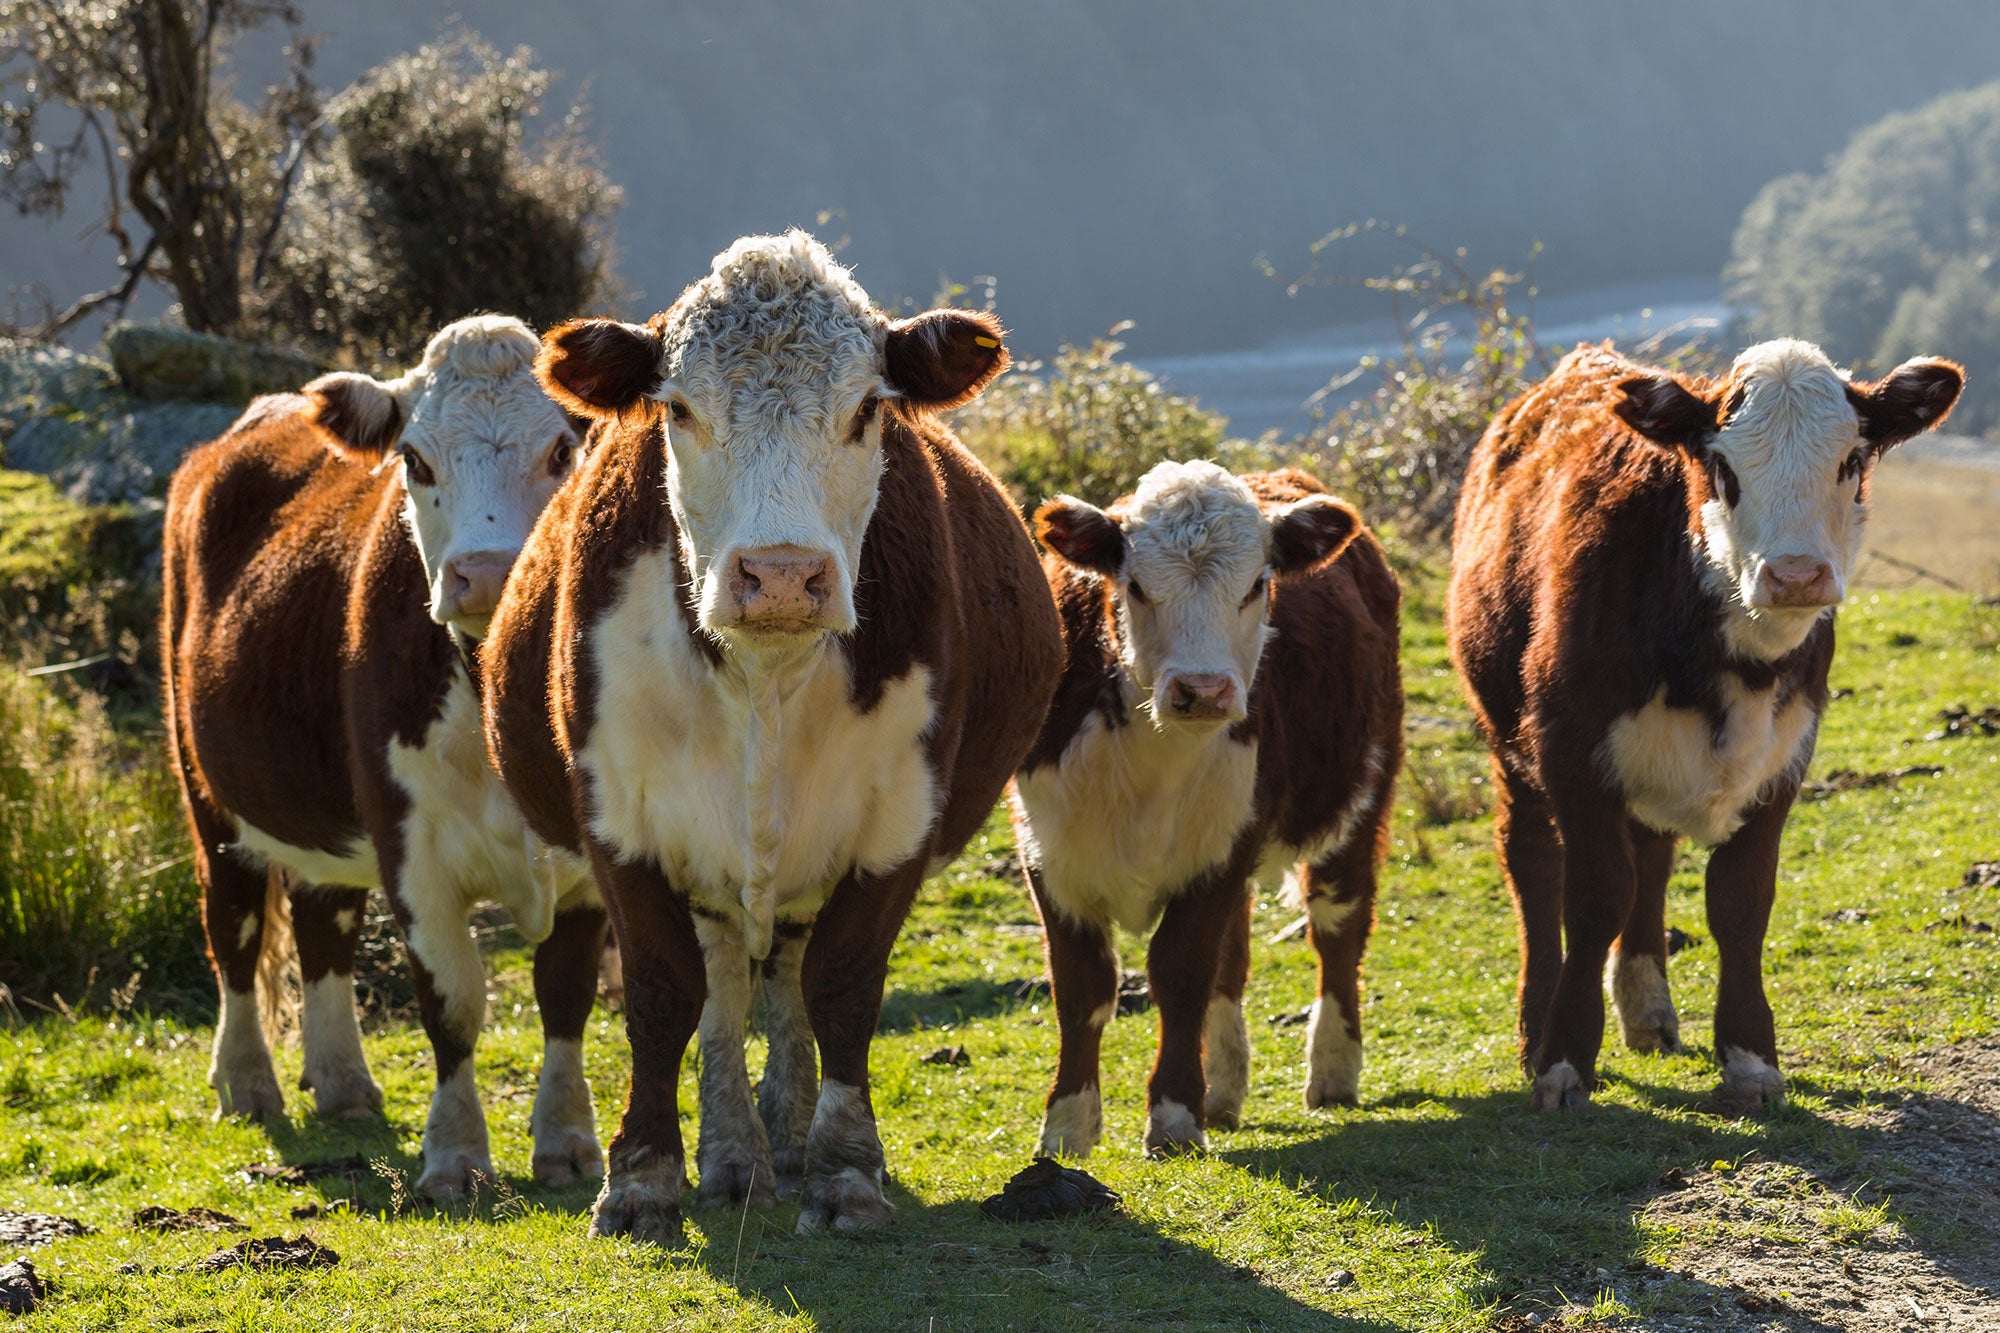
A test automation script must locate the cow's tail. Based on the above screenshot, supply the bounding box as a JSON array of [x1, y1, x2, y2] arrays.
[[255, 869, 302, 1047]]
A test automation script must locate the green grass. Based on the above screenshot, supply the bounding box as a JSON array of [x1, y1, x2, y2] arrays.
[[3, 582, 1996, 1330]]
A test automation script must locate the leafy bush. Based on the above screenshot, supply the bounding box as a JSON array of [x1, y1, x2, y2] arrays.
[[1726, 80, 2000, 434], [260, 33, 621, 365]]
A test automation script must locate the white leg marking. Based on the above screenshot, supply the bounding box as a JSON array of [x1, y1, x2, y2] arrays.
[[1610, 950, 1681, 1053], [1088, 998, 1118, 1030], [590, 1150, 685, 1246], [757, 932, 819, 1196], [1530, 1059, 1586, 1112], [796, 1078, 893, 1233], [416, 1060, 494, 1200], [1305, 894, 1360, 935], [1303, 995, 1363, 1109], [1144, 1097, 1206, 1156], [235, 913, 260, 952], [210, 985, 283, 1120], [332, 908, 358, 936], [1038, 1087, 1103, 1159], [531, 1036, 602, 1186], [1202, 996, 1250, 1129], [299, 973, 381, 1119], [1720, 1045, 1786, 1111], [693, 915, 775, 1205]]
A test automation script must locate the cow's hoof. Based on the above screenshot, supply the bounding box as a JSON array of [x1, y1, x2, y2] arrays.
[[696, 1154, 777, 1208], [795, 1166, 894, 1233], [312, 1073, 384, 1121], [1038, 1089, 1103, 1160], [589, 1186, 684, 1247], [532, 1131, 604, 1188], [1529, 1060, 1589, 1112], [1719, 1048, 1786, 1112], [1142, 1099, 1207, 1157], [1303, 1075, 1359, 1110], [1621, 1013, 1682, 1055], [416, 1152, 495, 1201], [770, 1146, 806, 1201], [213, 1070, 285, 1122], [1204, 1101, 1243, 1131]]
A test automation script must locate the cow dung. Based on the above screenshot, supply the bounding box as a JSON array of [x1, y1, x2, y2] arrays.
[[979, 1158, 1121, 1222], [0, 1258, 48, 1314], [0, 1210, 91, 1250], [131, 1206, 245, 1234], [192, 1236, 340, 1273]]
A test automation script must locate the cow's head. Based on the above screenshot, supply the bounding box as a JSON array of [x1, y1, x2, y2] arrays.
[[537, 230, 1007, 649], [1617, 339, 1963, 659], [305, 314, 581, 638], [1036, 461, 1358, 727]]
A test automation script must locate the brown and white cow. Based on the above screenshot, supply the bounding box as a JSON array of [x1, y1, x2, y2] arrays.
[[163, 315, 607, 1196], [1449, 339, 1963, 1111], [483, 231, 1063, 1242], [1017, 463, 1403, 1156]]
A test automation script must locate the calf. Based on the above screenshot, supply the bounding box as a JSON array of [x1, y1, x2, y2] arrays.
[[1449, 339, 1963, 1110], [163, 316, 606, 1195], [483, 231, 1062, 1241], [1017, 463, 1403, 1156]]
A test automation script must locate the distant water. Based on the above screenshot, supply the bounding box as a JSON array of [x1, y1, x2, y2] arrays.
[[1136, 276, 1731, 439]]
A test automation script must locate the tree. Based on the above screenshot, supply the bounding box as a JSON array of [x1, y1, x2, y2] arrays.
[[0, 0, 318, 337]]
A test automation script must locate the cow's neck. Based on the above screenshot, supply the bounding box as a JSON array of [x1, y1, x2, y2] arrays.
[[719, 637, 830, 961]]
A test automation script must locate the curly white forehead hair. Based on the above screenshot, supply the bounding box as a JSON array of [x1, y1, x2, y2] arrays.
[[1121, 460, 1268, 573], [661, 230, 889, 439]]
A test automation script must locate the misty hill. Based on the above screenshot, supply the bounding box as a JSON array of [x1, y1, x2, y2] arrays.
[[8, 0, 1998, 358]]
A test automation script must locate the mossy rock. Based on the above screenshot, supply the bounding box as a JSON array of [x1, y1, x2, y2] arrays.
[[104, 324, 324, 405]]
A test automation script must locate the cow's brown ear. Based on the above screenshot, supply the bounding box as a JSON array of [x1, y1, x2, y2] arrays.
[[1614, 374, 1718, 453], [305, 372, 403, 458], [1034, 495, 1124, 576], [537, 319, 665, 417], [1268, 495, 1360, 573], [885, 310, 1009, 410], [1851, 357, 1964, 453]]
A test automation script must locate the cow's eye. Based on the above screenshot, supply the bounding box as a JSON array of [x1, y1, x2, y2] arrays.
[[1709, 452, 1739, 507], [1837, 449, 1864, 485], [1242, 573, 1269, 607], [549, 436, 575, 477], [668, 398, 694, 427], [399, 445, 435, 488], [1126, 578, 1149, 606], [849, 395, 881, 443]]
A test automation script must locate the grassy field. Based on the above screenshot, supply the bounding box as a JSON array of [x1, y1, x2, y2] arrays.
[[3, 579, 1997, 1330]]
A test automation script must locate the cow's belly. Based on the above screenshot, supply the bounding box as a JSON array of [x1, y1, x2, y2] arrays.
[[579, 559, 940, 923], [1013, 712, 1258, 935], [232, 820, 380, 888], [1600, 680, 1819, 846], [386, 668, 580, 942]]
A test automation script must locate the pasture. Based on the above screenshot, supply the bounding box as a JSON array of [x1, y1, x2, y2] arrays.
[[3, 576, 1996, 1330]]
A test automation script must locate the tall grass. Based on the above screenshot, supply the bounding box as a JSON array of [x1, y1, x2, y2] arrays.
[[0, 668, 208, 1016]]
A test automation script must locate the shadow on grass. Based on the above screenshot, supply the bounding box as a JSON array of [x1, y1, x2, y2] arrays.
[[680, 1177, 1401, 1331], [876, 976, 1036, 1035]]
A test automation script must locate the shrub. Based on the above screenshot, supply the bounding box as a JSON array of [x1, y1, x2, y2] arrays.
[[1727, 81, 2000, 434]]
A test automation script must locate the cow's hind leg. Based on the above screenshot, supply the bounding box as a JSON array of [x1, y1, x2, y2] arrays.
[[1612, 824, 1681, 1054], [192, 803, 285, 1120], [1145, 869, 1248, 1155], [1495, 761, 1565, 1075], [1203, 886, 1253, 1128], [1298, 840, 1379, 1110], [757, 924, 818, 1198], [795, 861, 928, 1232], [531, 902, 608, 1186], [1028, 865, 1118, 1158], [1706, 793, 1792, 1110], [692, 913, 777, 1206], [291, 882, 382, 1118]]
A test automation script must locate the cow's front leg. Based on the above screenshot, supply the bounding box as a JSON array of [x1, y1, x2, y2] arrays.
[[530, 902, 609, 1186], [392, 860, 493, 1199], [1532, 783, 1636, 1111], [757, 923, 818, 1197], [795, 862, 927, 1232], [1611, 824, 1681, 1054], [291, 881, 383, 1119], [1297, 840, 1379, 1111], [1027, 865, 1118, 1157], [1145, 869, 1248, 1155], [1705, 792, 1793, 1110], [692, 913, 777, 1206], [590, 854, 704, 1245]]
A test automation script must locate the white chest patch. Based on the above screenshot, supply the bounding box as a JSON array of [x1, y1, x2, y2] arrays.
[[1012, 710, 1258, 934], [577, 552, 941, 941], [1599, 676, 1818, 846], [387, 666, 584, 942]]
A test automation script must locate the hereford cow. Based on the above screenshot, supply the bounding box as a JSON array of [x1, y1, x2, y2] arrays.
[[1449, 339, 1963, 1110], [1017, 463, 1403, 1156], [483, 231, 1062, 1242], [163, 315, 607, 1196]]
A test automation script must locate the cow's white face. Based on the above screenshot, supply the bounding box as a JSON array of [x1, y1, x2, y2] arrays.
[[306, 315, 579, 638], [536, 230, 1011, 652], [1037, 461, 1358, 728], [1618, 340, 1964, 660]]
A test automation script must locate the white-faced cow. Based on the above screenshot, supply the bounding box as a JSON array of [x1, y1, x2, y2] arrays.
[[163, 315, 607, 1196], [1449, 339, 1963, 1110], [483, 231, 1063, 1242], [1016, 463, 1403, 1156]]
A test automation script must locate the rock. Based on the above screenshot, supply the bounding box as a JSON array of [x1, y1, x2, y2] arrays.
[[104, 324, 323, 406]]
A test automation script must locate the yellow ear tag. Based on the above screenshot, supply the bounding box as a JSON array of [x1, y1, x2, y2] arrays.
[[974, 336, 1000, 348]]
